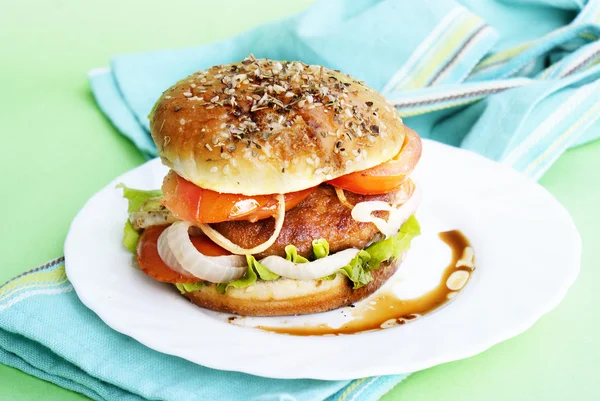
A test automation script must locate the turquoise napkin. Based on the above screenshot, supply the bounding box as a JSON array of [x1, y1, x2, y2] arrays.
[[0, 259, 401, 401], [2, 0, 600, 400]]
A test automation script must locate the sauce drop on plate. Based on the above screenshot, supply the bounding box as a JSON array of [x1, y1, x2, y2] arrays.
[[256, 230, 475, 336]]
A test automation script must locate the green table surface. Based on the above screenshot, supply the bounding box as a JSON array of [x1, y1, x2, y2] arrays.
[[1, 1, 599, 400]]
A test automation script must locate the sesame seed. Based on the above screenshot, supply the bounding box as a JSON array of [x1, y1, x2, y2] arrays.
[[210, 166, 218, 173], [205, 143, 213, 151], [183, 92, 192, 97], [179, 118, 185, 125], [175, 58, 393, 155]]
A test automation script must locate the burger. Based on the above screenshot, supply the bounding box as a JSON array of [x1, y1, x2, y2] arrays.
[[120, 56, 422, 316]]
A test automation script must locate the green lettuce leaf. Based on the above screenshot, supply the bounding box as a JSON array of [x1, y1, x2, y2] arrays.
[[216, 262, 256, 294], [363, 235, 395, 270], [123, 220, 140, 254], [340, 250, 373, 289], [119, 183, 163, 253], [341, 215, 421, 288], [175, 282, 205, 294], [117, 183, 162, 212], [285, 245, 309, 263], [365, 215, 420, 270], [312, 238, 330, 259], [391, 214, 421, 260], [248, 255, 279, 280], [216, 255, 279, 294]]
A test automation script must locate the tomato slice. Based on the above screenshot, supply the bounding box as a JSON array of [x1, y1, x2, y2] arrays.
[[328, 128, 422, 195], [136, 225, 230, 283], [161, 170, 316, 223]]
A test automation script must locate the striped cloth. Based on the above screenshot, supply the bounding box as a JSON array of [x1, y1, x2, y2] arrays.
[[0, 258, 403, 401], [3, 0, 600, 400], [384, 0, 600, 179]]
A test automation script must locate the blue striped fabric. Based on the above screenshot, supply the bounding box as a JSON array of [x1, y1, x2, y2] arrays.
[[0, 260, 408, 401], [3, 0, 600, 400]]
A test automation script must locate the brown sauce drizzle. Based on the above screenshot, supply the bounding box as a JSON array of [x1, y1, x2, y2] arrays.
[[256, 230, 474, 336]]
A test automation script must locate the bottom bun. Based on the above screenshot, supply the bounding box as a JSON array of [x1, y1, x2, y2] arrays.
[[179, 258, 400, 316]]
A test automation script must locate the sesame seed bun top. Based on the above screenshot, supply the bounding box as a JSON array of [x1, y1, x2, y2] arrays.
[[149, 56, 407, 195]]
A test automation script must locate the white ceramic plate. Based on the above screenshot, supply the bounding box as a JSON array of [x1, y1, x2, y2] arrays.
[[65, 140, 580, 380]]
